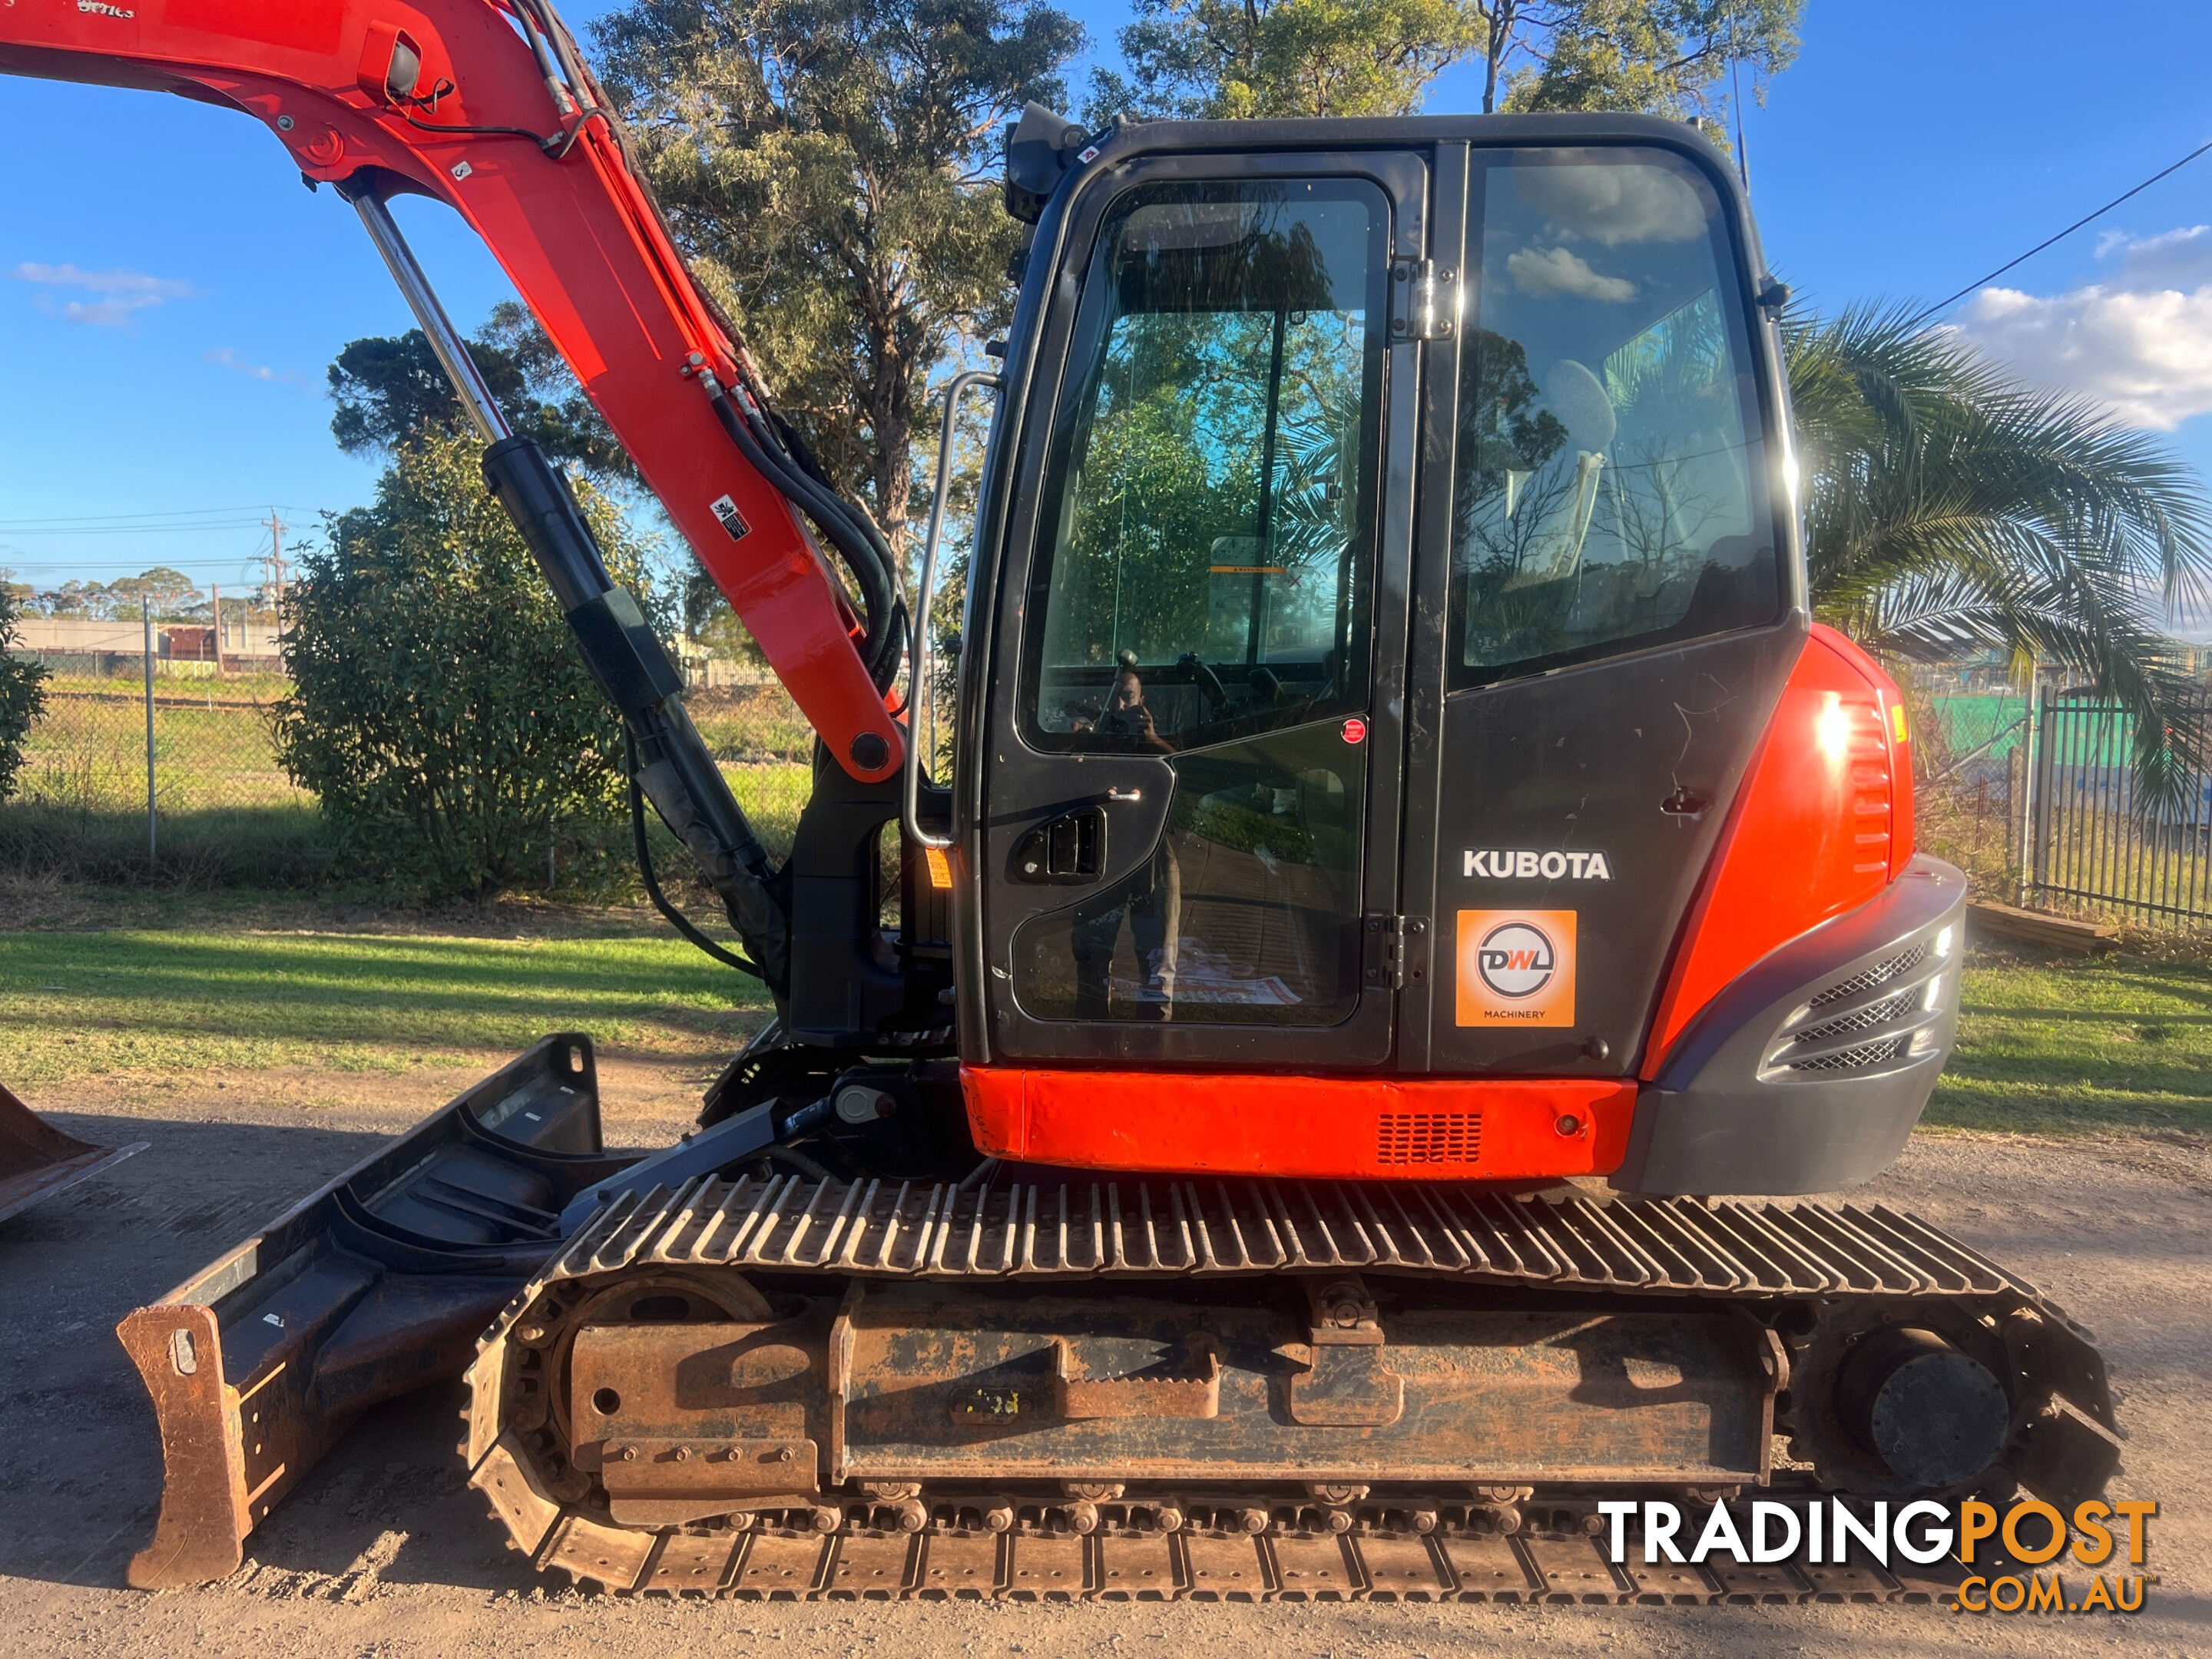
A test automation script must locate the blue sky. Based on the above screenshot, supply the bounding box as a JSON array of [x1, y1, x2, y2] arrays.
[[6, 0, 2212, 601]]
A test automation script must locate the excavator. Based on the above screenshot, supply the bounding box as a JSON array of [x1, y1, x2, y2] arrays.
[[2, 0, 2122, 1603]]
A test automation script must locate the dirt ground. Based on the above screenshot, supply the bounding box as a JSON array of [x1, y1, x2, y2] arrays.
[[2, 1051, 2205, 1657]]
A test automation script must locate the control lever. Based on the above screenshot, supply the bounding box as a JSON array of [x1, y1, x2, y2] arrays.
[[1178, 652, 1227, 709]]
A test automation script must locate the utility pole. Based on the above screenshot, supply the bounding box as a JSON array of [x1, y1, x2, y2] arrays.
[[210, 581, 224, 674], [261, 508, 289, 628]]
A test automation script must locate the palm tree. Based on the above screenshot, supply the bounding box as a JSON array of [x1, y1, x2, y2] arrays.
[[1785, 303, 2212, 790]]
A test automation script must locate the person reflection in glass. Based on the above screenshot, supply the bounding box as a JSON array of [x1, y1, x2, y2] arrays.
[[1071, 651, 1181, 1018], [1095, 651, 1167, 745]]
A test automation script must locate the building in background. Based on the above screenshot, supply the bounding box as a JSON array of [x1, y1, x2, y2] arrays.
[[8, 615, 283, 675]]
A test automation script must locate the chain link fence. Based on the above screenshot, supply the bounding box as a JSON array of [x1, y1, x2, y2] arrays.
[[5, 615, 816, 886], [19, 669, 306, 818]]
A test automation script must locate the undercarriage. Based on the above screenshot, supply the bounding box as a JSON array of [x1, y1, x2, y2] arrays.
[[459, 1161, 2121, 1597], [114, 1036, 2121, 1593]]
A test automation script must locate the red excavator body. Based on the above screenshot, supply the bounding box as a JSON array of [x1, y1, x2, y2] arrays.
[[3, 1, 2117, 1599]]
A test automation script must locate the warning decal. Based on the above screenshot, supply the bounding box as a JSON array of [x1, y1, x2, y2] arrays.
[[1455, 909, 1576, 1028]]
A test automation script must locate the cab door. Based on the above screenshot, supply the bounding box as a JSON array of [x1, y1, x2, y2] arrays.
[[975, 150, 1431, 1069], [1396, 140, 1806, 1076]]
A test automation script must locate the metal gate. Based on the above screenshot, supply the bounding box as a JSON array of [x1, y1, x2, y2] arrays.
[[2029, 690, 2212, 925]]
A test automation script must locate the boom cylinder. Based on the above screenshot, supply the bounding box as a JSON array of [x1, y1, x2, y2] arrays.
[[352, 192, 790, 987], [479, 436, 790, 987]]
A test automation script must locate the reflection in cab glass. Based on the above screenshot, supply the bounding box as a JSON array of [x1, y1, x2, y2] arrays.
[[1015, 179, 1386, 1025], [1452, 151, 1778, 684]]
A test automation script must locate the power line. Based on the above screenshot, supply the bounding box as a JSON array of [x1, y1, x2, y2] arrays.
[[2, 536, 289, 577], [1909, 135, 2212, 328], [0, 522, 277, 537], [0, 505, 321, 528], [4, 563, 270, 574]]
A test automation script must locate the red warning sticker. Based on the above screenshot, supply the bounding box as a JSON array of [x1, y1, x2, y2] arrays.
[[1342, 717, 1367, 745]]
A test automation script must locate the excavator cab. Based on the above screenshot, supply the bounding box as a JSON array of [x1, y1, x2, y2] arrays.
[[0, 4, 2121, 1596], [942, 114, 1945, 1193], [973, 123, 1781, 1079]]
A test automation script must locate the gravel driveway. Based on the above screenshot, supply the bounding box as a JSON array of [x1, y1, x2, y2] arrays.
[[2, 1062, 2203, 1656]]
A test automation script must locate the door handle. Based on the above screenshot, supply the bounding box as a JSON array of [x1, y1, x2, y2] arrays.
[[1012, 807, 1106, 882], [1106, 787, 1142, 803]]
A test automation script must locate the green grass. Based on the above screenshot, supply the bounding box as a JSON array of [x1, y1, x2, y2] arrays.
[[22, 676, 306, 813], [1927, 949, 2212, 1136], [8, 920, 2205, 1143], [8, 671, 821, 883], [0, 927, 770, 1084], [0, 803, 335, 888], [689, 684, 813, 761]]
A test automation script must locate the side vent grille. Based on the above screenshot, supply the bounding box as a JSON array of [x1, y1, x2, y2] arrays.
[[1760, 923, 1952, 1083], [1376, 1112, 1482, 1166], [1791, 987, 1918, 1047], [1788, 1036, 1909, 1074], [1804, 943, 1928, 1012]]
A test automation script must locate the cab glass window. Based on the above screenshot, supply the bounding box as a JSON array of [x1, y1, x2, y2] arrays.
[[1022, 178, 1388, 750], [1450, 149, 1779, 685]]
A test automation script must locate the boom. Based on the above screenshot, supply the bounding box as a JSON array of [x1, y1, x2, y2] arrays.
[[0, 0, 902, 782]]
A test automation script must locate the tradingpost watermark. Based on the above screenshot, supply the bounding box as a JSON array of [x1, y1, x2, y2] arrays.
[[1596, 1496, 2157, 1614]]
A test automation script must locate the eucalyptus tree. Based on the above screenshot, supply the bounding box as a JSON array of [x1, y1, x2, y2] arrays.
[[592, 0, 1083, 570]]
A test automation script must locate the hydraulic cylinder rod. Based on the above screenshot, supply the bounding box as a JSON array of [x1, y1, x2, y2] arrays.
[[351, 194, 790, 987]]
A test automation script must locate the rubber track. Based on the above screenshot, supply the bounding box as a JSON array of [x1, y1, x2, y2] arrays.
[[524, 1518, 1978, 1603]]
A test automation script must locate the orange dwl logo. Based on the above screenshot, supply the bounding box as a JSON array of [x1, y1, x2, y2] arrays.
[[1456, 910, 1576, 1028]]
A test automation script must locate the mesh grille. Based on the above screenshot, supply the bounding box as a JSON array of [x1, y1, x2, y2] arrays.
[[1376, 1112, 1482, 1166], [1804, 944, 1929, 1012], [1793, 988, 1917, 1046], [1788, 1036, 1909, 1074]]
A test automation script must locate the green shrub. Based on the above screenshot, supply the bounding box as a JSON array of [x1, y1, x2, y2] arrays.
[[273, 432, 660, 896], [0, 588, 50, 801]]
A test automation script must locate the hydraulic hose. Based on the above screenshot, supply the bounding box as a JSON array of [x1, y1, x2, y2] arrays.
[[707, 389, 905, 689], [626, 733, 761, 979], [524, 2, 907, 696]]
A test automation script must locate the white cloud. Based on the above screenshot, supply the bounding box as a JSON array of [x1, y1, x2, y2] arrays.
[[11, 261, 195, 326], [2101, 224, 2212, 290], [206, 347, 312, 391], [1514, 163, 1707, 247], [1507, 245, 1637, 303], [1950, 227, 2212, 429]]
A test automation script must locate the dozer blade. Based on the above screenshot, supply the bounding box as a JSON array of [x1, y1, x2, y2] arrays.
[[0, 1078, 144, 1225], [115, 1034, 631, 1589]]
